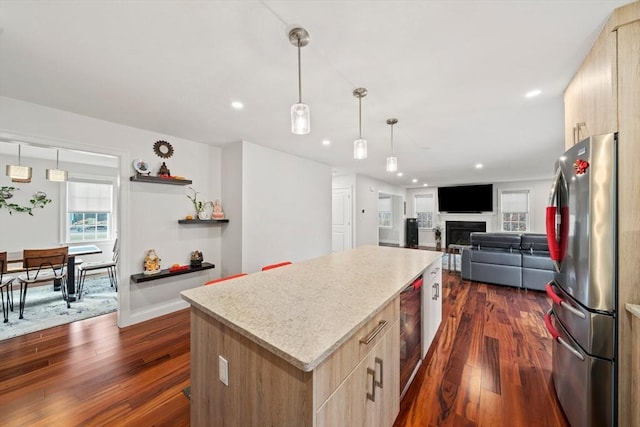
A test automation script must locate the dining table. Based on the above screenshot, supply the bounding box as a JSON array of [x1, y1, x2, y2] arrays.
[[7, 244, 103, 303]]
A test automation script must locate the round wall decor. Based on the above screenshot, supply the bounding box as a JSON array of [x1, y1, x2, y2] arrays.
[[153, 140, 174, 158]]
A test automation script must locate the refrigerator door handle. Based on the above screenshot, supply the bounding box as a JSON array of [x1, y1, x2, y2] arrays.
[[544, 309, 585, 361], [546, 168, 569, 270], [545, 282, 586, 319]]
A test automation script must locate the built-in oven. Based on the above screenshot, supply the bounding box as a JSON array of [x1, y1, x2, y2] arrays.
[[400, 276, 422, 398]]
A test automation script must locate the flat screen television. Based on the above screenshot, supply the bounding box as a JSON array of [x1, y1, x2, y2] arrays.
[[437, 184, 493, 213]]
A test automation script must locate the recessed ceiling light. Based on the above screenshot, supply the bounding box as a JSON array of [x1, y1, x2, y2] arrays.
[[412, 178, 418, 183], [397, 172, 403, 177], [423, 183, 428, 187], [475, 163, 483, 169], [525, 89, 541, 98], [322, 139, 331, 146], [231, 101, 244, 110]]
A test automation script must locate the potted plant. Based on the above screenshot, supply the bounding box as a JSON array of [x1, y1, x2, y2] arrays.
[[433, 224, 442, 251], [187, 187, 213, 219]]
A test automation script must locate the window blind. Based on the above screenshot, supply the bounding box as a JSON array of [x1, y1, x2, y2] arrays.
[[67, 181, 113, 213], [501, 190, 529, 212]]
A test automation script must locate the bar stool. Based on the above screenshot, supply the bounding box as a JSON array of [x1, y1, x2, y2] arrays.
[[0, 252, 16, 323], [205, 273, 247, 286], [261, 261, 292, 271]]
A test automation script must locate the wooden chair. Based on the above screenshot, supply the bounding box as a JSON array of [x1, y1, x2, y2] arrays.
[[77, 239, 119, 300], [204, 273, 247, 286], [0, 252, 16, 323], [261, 261, 292, 271], [17, 247, 69, 319]]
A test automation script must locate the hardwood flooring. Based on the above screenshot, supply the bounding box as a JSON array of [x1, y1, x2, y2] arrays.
[[0, 272, 568, 426], [394, 272, 569, 427]]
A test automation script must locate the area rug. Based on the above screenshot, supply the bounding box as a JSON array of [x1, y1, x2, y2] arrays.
[[0, 274, 117, 341]]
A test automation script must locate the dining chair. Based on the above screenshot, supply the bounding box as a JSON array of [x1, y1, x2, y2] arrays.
[[76, 239, 119, 300], [17, 247, 69, 319], [261, 261, 292, 271], [1, 252, 16, 323]]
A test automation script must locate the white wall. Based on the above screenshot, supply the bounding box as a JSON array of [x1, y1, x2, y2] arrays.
[[221, 142, 243, 277], [242, 141, 332, 273], [355, 175, 406, 247], [0, 96, 222, 327], [406, 178, 553, 247], [378, 194, 402, 245]]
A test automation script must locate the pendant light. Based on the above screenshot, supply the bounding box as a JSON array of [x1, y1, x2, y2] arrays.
[[353, 87, 368, 160], [386, 118, 398, 172], [6, 144, 32, 183], [46, 149, 68, 182], [289, 27, 310, 135]]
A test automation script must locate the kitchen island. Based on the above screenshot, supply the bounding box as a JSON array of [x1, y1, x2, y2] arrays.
[[181, 245, 442, 426]]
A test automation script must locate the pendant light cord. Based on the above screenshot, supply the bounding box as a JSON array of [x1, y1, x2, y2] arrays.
[[390, 124, 394, 155], [358, 97, 362, 138], [297, 39, 302, 103]]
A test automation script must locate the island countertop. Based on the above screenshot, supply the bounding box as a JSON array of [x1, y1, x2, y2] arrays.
[[181, 245, 441, 372]]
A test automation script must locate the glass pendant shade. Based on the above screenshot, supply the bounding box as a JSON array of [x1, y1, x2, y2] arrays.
[[354, 138, 368, 160], [6, 164, 32, 183], [46, 168, 68, 182], [6, 144, 32, 183], [291, 102, 310, 135], [386, 156, 398, 172]]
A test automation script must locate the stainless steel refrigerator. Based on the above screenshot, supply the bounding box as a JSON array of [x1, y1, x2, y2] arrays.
[[544, 133, 617, 427]]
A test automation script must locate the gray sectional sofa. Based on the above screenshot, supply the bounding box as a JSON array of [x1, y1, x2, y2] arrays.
[[460, 232, 554, 291]]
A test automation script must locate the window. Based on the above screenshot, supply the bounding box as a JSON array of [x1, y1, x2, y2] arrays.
[[66, 181, 113, 242], [415, 194, 434, 229], [500, 190, 529, 232], [378, 196, 392, 228]]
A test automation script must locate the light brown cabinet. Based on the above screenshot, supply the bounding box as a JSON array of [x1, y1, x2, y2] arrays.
[[316, 319, 400, 427], [564, 3, 640, 425], [563, 26, 617, 149]]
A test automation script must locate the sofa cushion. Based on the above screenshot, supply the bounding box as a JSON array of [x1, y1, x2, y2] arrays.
[[522, 253, 554, 270], [471, 263, 522, 287], [471, 250, 521, 267], [470, 232, 522, 250], [521, 233, 550, 253]]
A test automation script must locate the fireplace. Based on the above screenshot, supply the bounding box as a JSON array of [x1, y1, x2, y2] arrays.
[[445, 221, 486, 247]]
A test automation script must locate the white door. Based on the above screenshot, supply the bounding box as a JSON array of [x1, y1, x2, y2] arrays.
[[332, 187, 352, 252]]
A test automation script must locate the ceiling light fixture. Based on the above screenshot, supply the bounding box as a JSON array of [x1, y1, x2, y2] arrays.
[[412, 178, 418, 183], [353, 87, 368, 160], [46, 149, 68, 182], [289, 27, 311, 135], [231, 101, 244, 110], [397, 172, 403, 177], [475, 163, 483, 169], [385, 118, 398, 172], [525, 89, 541, 98], [6, 144, 32, 183], [322, 139, 331, 146]]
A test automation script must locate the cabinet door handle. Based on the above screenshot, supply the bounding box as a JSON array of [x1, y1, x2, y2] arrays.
[[360, 320, 388, 345], [366, 367, 376, 402], [374, 357, 383, 389], [432, 283, 439, 300], [436, 283, 440, 300]]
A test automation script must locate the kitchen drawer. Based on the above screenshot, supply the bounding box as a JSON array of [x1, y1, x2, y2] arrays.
[[314, 297, 399, 408]]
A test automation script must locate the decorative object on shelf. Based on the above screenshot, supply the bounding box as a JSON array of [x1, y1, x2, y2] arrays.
[[353, 87, 368, 160], [153, 140, 174, 159], [133, 159, 151, 175], [158, 161, 171, 177], [6, 144, 32, 183], [434, 224, 442, 251], [143, 249, 161, 275], [190, 250, 203, 268], [288, 27, 311, 135], [212, 199, 224, 219], [186, 186, 213, 218], [0, 186, 52, 215], [46, 149, 68, 182], [385, 118, 398, 172]]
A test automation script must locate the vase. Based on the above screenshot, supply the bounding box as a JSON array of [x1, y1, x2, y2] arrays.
[[198, 211, 209, 220]]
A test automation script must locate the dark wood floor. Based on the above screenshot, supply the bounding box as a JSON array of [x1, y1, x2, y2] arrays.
[[0, 272, 569, 426]]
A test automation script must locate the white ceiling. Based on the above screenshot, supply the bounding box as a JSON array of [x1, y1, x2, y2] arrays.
[[0, 0, 629, 188]]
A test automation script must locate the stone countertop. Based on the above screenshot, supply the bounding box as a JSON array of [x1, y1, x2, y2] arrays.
[[626, 303, 640, 319], [181, 245, 441, 372]]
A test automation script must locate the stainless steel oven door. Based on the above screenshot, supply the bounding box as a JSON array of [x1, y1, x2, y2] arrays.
[[546, 281, 614, 360], [546, 309, 614, 427]]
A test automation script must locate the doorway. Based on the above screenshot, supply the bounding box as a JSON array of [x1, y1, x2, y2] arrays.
[[378, 192, 404, 247], [331, 186, 352, 252]]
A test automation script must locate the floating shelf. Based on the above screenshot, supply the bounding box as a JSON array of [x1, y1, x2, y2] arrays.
[[178, 219, 229, 224], [129, 175, 192, 185], [131, 262, 215, 283]]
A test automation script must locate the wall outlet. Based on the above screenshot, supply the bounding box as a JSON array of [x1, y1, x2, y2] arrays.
[[219, 355, 228, 386]]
